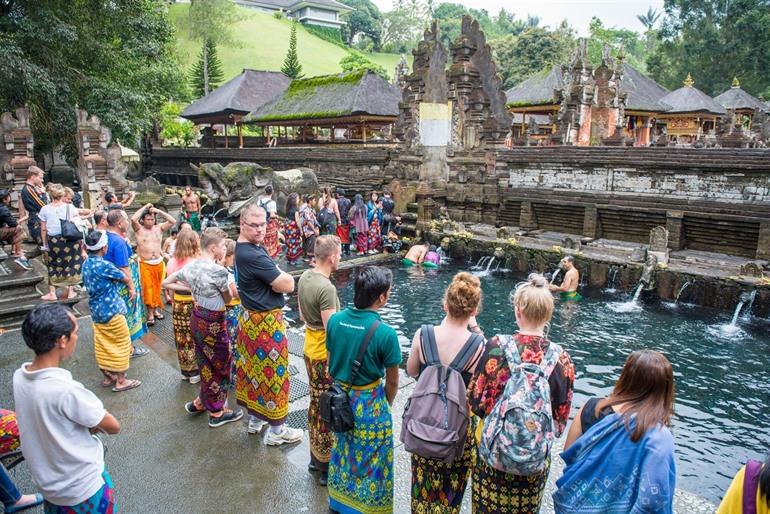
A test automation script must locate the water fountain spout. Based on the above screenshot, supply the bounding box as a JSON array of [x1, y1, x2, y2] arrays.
[[675, 281, 692, 303], [550, 268, 561, 284], [740, 290, 757, 320], [484, 256, 496, 273], [639, 254, 658, 290]]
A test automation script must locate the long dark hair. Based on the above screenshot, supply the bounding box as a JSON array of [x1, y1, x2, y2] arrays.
[[597, 350, 675, 442], [352, 194, 365, 219], [761, 453, 770, 507], [286, 192, 299, 220]]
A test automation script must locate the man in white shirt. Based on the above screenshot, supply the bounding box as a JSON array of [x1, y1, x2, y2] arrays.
[[13, 304, 121, 512]]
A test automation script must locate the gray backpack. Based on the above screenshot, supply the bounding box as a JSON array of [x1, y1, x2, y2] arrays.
[[400, 325, 484, 462]]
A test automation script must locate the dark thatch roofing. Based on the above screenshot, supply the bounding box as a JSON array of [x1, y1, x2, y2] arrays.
[[659, 82, 726, 115], [181, 69, 291, 124], [714, 85, 767, 112], [620, 63, 670, 112], [505, 65, 563, 107], [244, 70, 401, 123]]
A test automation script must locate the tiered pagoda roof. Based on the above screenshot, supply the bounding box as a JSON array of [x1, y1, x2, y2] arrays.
[[714, 79, 767, 112], [659, 75, 726, 116]]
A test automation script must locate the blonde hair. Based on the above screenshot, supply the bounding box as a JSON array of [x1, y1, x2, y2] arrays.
[[27, 166, 44, 178], [511, 273, 553, 326], [174, 230, 201, 260], [224, 238, 236, 257], [200, 227, 227, 251], [444, 272, 482, 319], [315, 235, 341, 261], [63, 187, 74, 198], [46, 183, 65, 200]]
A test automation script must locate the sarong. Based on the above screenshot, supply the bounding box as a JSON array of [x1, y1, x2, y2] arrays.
[[27, 217, 42, 244], [139, 259, 165, 309], [355, 232, 369, 254], [560, 290, 582, 301], [172, 293, 197, 378], [117, 257, 147, 343], [284, 220, 303, 263], [471, 449, 550, 514], [225, 300, 243, 387], [411, 426, 474, 513], [402, 258, 416, 267], [328, 382, 394, 514], [304, 352, 333, 471], [303, 234, 317, 259], [185, 211, 201, 232], [263, 217, 281, 258], [93, 315, 131, 373], [0, 409, 19, 454], [46, 236, 83, 286], [44, 468, 115, 514], [191, 306, 231, 412], [367, 217, 382, 251], [336, 224, 351, 244], [0, 226, 24, 246], [235, 307, 289, 425]]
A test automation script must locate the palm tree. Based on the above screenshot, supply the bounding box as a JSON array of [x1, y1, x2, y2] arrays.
[[637, 7, 661, 31]]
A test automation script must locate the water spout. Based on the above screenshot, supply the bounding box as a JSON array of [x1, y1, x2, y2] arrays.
[[473, 256, 490, 270], [484, 257, 496, 273], [550, 269, 561, 284], [728, 299, 745, 327], [608, 283, 644, 313], [740, 290, 757, 321], [605, 266, 619, 293], [675, 281, 692, 303], [708, 289, 756, 339]]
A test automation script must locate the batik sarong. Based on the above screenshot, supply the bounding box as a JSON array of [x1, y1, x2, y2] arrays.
[[172, 293, 197, 378], [283, 220, 303, 263], [263, 217, 281, 259], [185, 211, 201, 232], [0, 409, 19, 454], [191, 306, 230, 413], [336, 223, 351, 244], [117, 257, 147, 343], [43, 468, 115, 514], [225, 300, 243, 388], [139, 259, 165, 309], [235, 307, 289, 425], [411, 426, 474, 514], [367, 217, 381, 251], [355, 232, 368, 254], [328, 382, 394, 514], [471, 450, 550, 514], [46, 236, 83, 286], [304, 351, 333, 471], [93, 314, 131, 373]]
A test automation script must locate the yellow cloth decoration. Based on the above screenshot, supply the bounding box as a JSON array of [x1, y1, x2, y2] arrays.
[[93, 314, 132, 372]]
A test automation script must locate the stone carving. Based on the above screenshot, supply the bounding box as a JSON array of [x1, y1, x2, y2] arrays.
[[76, 108, 128, 208], [739, 262, 764, 278], [393, 54, 409, 91], [630, 246, 647, 263], [640, 253, 658, 288], [561, 236, 582, 252], [0, 107, 35, 199], [189, 161, 319, 216], [649, 225, 670, 264]]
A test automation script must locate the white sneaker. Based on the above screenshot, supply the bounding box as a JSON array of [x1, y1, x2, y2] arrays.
[[189, 375, 201, 384], [247, 416, 267, 434], [264, 426, 304, 446]]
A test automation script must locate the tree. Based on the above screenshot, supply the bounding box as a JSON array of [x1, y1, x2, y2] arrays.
[[491, 26, 575, 89], [187, 0, 241, 97], [0, 0, 185, 156], [649, 0, 770, 96], [587, 17, 647, 71], [281, 22, 304, 79], [339, 52, 389, 80], [381, 0, 429, 53], [340, 0, 383, 48], [637, 7, 661, 54], [190, 39, 225, 98]]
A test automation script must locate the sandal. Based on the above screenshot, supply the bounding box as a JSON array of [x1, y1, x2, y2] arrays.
[[101, 378, 116, 387], [146, 319, 156, 326], [131, 347, 150, 358], [155, 313, 165, 320], [112, 379, 142, 393]]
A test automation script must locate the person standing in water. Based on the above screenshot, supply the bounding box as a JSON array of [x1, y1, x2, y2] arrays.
[[550, 255, 581, 300]]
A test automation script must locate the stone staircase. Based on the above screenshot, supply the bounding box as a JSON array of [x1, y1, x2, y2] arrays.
[[400, 202, 418, 237], [0, 248, 81, 331]]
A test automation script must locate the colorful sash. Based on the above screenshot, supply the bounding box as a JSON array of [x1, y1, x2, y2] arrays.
[[191, 306, 231, 412], [117, 257, 147, 343], [305, 355, 334, 471], [172, 293, 197, 378]]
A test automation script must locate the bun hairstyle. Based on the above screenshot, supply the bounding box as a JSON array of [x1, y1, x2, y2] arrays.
[[511, 273, 553, 326], [444, 272, 482, 319], [46, 183, 65, 200]]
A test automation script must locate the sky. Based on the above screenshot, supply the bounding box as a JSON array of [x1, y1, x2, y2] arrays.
[[371, 0, 667, 36]]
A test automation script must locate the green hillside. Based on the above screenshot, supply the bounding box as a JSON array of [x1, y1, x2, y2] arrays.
[[169, 4, 404, 81]]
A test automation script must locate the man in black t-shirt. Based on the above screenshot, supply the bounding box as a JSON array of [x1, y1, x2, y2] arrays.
[[18, 166, 47, 245], [234, 203, 302, 446], [380, 190, 398, 236], [335, 188, 352, 256]]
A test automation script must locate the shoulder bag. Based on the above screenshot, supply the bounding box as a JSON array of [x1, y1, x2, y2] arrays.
[[60, 204, 82, 242]]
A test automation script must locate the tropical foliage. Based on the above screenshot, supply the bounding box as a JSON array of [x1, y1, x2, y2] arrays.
[[281, 22, 304, 79], [190, 39, 225, 98]]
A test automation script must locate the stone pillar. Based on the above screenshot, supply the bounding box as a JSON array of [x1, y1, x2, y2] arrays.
[[415, 181, 436, 235], [757, 220, 770, 260], [0, 107, 35, 203], [666, 211, 685, 251], [520, 200, 537, 230], [583, 205, 600, 239]]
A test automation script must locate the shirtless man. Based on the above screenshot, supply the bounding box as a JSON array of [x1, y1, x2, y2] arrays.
[[403, 243, 429, 266], [181, 186, 201, 232], [101, 189, 136, 211], [549, 255, 581, 300], [131, 204, 176, 325]]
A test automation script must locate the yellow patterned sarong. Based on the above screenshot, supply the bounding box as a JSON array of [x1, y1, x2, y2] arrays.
[[93, 314, 132, 373]]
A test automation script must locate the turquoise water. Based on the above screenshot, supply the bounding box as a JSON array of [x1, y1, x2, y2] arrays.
[[290, 261, 770, 503]]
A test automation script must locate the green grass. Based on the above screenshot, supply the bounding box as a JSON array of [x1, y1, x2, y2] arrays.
[[169, 4, 406, 81]]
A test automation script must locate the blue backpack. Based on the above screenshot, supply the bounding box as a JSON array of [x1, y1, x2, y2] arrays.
[[478, 335, 561, 475]]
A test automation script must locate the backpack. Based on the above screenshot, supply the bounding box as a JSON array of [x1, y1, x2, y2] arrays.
[[258, 198, 272, 222], [317, 207, 333, 230], [400, 325, 484, 462], [478, 334, 562, 475]]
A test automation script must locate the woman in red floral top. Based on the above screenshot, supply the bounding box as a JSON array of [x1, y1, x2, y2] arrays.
[[468, 273, 575, 514]]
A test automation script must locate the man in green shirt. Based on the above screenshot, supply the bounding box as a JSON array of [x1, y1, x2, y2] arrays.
[[297, 235, 342, 486]]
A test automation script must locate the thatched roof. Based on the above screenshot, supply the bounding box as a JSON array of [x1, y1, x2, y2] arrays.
[[714, 83, 766, 112], [505, 65, 563, 108], [659, 77, 726, 115], [621, 63, 670, 112], [244, 70, 401, 124], [181, 69, 291, 124]]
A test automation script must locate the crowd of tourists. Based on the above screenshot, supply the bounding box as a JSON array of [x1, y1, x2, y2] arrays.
[[1, 172, 768, 513]]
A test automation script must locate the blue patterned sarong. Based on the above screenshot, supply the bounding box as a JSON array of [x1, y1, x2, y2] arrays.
[[44, 468, 116, 513], [117, 256, 147, 343], [328, 382, 394, 514]]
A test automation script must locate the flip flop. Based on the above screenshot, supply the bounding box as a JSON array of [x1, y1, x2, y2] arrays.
[[146, 319, 156, 326], [112, 379, 142, 393], [155, 313, 165, 320], [101, 379, 115, 387]]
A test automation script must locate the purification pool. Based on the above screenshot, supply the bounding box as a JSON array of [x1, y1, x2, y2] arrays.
[[289, 260, 770, 503]]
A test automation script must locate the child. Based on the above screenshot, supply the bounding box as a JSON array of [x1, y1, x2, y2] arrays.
[[223, 239, 242, 389], [13, 304, 121, 513], [162, 227, 179, 304]]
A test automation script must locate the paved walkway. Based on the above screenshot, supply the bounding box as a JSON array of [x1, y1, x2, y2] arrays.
[[1, 311, 716, 513]]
